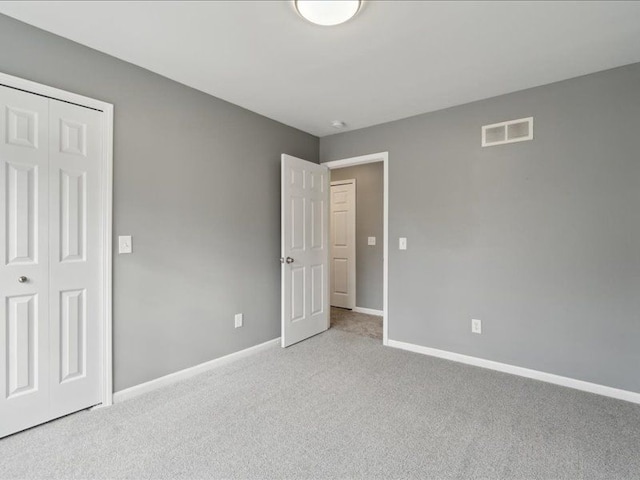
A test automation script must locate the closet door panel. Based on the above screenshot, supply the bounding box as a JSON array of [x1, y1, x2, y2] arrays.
[[48, 99, 102, 418], [0, 85, 50, 438]]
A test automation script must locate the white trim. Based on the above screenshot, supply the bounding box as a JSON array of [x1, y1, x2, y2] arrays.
[[323, 152, 389, 346], [0, 71, 114, 112], [388, 339, 640, 405], [330, 179, 355, 187], [352, 306, 384, 316], [0, 71, 114, 407], [114, 338, 281, 403], [324, 152, 387, 169], [481, 116, 533, 147], [100, 105, 114, 407]]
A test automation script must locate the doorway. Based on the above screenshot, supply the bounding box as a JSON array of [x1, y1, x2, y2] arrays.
[[324, 152, 389, 345], [280, 152, 388, 348]]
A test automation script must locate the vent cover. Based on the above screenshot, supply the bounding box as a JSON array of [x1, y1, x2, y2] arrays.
[[482, 117, 533, 147]]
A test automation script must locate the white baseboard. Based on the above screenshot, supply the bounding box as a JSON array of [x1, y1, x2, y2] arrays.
[[387, 339, 640, 405], [352, 306, 384, 316], [113, 337, 280, 403]]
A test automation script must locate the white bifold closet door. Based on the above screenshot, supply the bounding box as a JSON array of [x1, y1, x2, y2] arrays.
[[0, 85, 102, 438]]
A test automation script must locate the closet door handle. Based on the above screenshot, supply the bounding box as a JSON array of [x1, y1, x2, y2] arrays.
[[18, 276, 28, 283]]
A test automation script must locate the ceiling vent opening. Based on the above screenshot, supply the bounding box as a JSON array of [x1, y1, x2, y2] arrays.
[[482, 117, 533, 147]]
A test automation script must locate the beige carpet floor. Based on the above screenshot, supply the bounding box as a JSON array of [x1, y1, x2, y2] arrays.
[[2, 325, 640, 479], [330, 307, 383, 340]]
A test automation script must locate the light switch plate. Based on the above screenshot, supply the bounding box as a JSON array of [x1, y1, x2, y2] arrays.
[[234, 313, 243, 328], [472, 319, 482, 334], [399, 237, 407, 250], [118, 235, 132, 254], [368, 236, 376, 246]]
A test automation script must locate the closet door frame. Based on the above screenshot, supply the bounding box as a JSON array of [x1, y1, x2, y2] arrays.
[[0, 71, 114, 407]]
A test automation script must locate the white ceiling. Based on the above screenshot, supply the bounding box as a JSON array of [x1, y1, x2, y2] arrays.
[[1, 1, 639, 137]]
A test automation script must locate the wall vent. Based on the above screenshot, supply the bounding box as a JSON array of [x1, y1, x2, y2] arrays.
[[482, 117, 533, 147]]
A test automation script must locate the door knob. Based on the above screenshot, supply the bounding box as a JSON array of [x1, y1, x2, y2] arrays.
[[18, 276, 28, 283], [286, 257, 294, 264], [280, 257, 295, 264]]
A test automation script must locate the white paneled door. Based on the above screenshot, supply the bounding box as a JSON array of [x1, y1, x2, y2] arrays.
[[330, 180, 356, 309], [0, 85, 102, 438], [48, 99, 102, 420], [0, 86, 51, 437], [281, 154, 329, 347]]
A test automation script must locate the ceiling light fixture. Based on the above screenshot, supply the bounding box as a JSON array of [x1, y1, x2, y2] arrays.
[[295, 1, 361, 26], [331, 120, 346, 129]]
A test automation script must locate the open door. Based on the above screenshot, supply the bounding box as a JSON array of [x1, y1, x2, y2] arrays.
[[281, 154, 329, 347]]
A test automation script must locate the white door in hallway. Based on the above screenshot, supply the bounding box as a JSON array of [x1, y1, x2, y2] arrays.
[[330, 180, 356, 309], [0, 85, 103, 438], [281, 154, 329, 347]]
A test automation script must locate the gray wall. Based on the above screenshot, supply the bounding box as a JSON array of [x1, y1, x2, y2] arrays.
[[0, 15, 318, 391], [331, 163, 383, 311], [3, 12, 639, 397], [321, 63, 640, 394]]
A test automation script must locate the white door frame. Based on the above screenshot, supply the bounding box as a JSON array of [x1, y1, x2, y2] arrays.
[[330, 179, 356, 309], [323, 152, 389, 345], [0, 72, 114, 406]]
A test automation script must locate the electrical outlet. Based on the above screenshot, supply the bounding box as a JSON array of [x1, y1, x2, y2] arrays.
[[472, 319, 482, 334], [234, 313, 243, 328], [368, 236, 376, 246]]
